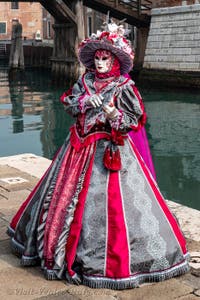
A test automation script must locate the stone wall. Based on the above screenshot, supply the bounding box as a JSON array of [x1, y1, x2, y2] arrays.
[[143, 4, 200, 72]]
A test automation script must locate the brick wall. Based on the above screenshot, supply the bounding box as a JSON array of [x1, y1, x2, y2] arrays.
[[143, 4, 200, 71], [152, 0, 197, 8], [0, 2, 43, 40]]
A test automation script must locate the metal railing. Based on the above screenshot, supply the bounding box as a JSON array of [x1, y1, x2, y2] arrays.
[[0, 43, 7, 58], [107, 0, 152, 14]]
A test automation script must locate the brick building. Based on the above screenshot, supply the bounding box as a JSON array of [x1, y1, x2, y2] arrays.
[[152, 0, 200, 7], [0, 1, 54, 41]]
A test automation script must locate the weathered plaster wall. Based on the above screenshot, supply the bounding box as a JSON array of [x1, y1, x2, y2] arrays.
[[143, 4, 200, 71]]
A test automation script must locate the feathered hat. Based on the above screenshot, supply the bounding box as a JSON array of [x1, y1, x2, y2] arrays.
[[78, 18, 134, 75]]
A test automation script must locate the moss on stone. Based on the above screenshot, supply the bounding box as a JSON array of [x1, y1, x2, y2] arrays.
[[138, 68, 200, 89]]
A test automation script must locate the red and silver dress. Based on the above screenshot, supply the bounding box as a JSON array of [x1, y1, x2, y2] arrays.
[[7, 72, 189, 289]]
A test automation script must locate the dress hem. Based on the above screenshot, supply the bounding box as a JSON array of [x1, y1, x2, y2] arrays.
[[7, 226, 190, 290], [7, 226, 40, 266], [82, 258, 190, 290]]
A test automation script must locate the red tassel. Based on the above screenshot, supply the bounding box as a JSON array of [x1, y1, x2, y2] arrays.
[[103, 144, 121, 171]]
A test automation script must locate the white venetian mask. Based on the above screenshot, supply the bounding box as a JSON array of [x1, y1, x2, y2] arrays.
[[94, 50, 113, 73]]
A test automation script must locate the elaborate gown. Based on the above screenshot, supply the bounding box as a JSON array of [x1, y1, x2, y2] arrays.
[[7, 72, 189, 290]]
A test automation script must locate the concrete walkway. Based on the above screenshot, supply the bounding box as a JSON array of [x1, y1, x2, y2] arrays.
[[0, 153, 199, 300]]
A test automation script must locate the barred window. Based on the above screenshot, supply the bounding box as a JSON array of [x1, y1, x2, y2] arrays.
[[11, 2, 19, 9]]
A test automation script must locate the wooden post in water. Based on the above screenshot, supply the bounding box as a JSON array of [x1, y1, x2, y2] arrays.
[[9, 20, 24, 70], [51, 0, 86, 84], [51, 22, 79, 85], [134, 27, 149, 70], [75, 0, 85, 75]]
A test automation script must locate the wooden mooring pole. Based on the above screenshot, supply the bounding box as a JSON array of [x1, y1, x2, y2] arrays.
[[75, 0, 85, 75], [51, 0, 85, 85], [51, 22, 79, 85], [9, 20, 24, 70]]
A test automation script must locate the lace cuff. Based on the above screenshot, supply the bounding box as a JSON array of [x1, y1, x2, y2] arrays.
[[79, 95, 92, 113]]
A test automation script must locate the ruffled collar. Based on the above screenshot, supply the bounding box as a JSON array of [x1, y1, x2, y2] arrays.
[[95, 69, 120, 79]]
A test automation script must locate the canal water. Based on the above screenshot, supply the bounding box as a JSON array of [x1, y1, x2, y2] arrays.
[[0, 66, 199, 210]]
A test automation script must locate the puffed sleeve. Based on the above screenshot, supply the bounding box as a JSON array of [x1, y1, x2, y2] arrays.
[[60, 75, 87, 117], [108, 80, 146, 133]]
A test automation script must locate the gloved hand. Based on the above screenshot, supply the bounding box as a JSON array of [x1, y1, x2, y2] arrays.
[[86, 94, 103, 108], [103, 102, 119, 119]]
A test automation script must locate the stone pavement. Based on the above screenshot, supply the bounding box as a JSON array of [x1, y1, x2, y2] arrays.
[[0, 154, 199, 300]]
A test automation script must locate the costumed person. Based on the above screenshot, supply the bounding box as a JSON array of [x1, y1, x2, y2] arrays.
[[7, 20, 189, 290]]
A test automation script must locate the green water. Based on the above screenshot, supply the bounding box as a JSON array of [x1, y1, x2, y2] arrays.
[[0, 67, 199, 210]]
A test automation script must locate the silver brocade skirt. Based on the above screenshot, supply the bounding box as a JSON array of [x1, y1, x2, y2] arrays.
[[7, 135, 189, 290]]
